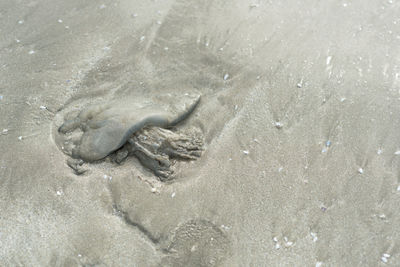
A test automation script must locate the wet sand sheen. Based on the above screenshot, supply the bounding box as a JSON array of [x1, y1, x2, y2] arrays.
[[1, 0, 400, 266]]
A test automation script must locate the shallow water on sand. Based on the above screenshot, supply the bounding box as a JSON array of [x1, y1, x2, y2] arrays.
[[1, 0, 400, 266]]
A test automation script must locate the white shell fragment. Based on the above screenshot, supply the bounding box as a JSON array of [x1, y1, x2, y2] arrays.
[[275, 121, 283, 129], [220, 224, 230, 231], [326, 56, 332, 65], [310, 232, 318, 242], [285, 241, 293, 247], [103, 174, 112, 181]]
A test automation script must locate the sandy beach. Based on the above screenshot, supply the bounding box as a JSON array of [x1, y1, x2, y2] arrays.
[[1, 0, 400, 266]]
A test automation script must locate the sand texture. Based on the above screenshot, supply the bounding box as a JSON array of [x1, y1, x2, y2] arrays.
[[1, 0, 400, 266]]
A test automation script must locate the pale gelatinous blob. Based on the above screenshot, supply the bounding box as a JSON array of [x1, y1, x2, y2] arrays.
[[58, 92, 200, 161]]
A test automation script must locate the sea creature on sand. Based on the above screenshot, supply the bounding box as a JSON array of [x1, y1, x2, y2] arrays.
[[114, 126, 203, 180], [57, 92, 203, 178]]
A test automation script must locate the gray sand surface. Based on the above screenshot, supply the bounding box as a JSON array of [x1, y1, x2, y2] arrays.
[[1, 0, 400, 266]]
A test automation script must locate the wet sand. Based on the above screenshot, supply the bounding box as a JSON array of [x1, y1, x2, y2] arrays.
[[1, 0, 400, 266]]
